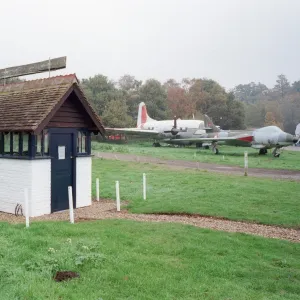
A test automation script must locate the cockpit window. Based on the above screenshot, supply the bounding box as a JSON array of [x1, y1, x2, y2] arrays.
[[255, 126, 282, 134]]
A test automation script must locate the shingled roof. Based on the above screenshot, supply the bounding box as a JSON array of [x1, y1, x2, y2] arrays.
[[0, 74, 104, 134]]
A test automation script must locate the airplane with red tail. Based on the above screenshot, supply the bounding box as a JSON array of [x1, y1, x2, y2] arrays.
[[105, 102, 207, 146]]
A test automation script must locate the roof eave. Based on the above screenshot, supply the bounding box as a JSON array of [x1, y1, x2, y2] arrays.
[[72, 84, 105, 136]]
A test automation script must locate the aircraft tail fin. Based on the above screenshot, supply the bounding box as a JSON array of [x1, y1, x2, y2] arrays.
[[137, 102, 156, 128], [295, 123, 300, 137], [204, 114, 220, 132]]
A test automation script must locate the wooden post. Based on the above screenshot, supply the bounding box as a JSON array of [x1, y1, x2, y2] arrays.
[[0, 56, 67, 80], [68, 186, 75, 224], [24, 188, 30, 228], [244, 151, 248, 176], [116, 181, 120, 212], [96, 178, 100, 201], [143, 173, 146, 200]]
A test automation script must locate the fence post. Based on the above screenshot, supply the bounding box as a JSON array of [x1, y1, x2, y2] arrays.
[[143, 173, 146, 200], [96, 178, 100, 201], [68, 186, 75, 224], [244, 151, 248, 176], [24, 188, 30, 228], [116, 181, 120, 211]]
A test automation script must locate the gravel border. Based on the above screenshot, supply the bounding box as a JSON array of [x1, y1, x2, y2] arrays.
[[1, 200, 299, 243]]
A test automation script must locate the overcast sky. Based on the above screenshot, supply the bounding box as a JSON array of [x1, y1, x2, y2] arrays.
[[1, 0, 300, 89]]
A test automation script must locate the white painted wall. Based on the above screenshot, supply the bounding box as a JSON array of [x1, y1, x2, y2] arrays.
[[0, 159, 51, 217], [76, 156, 92, 208]]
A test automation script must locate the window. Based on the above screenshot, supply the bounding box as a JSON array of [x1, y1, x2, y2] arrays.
[[44, 130, 49, 155], [12, 133, 19, 155], [35, 130, 50, 156], [21, 133, 29, 155], [4, 133, 10, 154], [1, 132, 22, 156], [0, 131, 49, 158], [77, 130, 87, 154]]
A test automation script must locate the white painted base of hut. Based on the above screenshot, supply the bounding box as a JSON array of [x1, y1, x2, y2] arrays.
[[0, 156, 92, 217], [76, 156, 92, 208], [0, 159, 51, 217]]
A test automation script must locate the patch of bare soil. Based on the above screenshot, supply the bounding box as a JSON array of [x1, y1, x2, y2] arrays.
[[0, 200, 299, 243], [95, 152, 300, 181], [54, 271, 80, 282]]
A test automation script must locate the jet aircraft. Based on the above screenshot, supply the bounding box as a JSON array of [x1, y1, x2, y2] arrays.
[[172, 115, 298, 157]]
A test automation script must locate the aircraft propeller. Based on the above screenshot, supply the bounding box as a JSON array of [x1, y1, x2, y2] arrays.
[[164, 116, 181, 135]]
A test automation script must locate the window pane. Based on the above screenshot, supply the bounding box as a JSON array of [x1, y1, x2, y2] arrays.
[[82, 132, 86, 153], [0, 134, 2, 154], [4, 133, 10, 154], [77, 131, 82, 153], [36, 134, 42, 156], [22, 134, 29, 156], [44, 131, 49, 155], [13, 133, 19, 154]]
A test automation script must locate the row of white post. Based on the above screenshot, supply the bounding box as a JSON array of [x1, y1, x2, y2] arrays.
[[95, 173, 147, 213], [24, 152, 247, 227], [23, 173, 147, 228], [244, 151, 248, 176]]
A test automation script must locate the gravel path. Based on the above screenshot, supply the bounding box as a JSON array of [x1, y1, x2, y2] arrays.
[[1, 200, 299, 243], [95, 152, 300, 180]]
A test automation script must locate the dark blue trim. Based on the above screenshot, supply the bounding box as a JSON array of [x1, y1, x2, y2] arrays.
[[0, 133, 3, 154], [0, 155, 50, 160], [76, 154, 93, 158], [86, 131, 91, 155], [10, 132, 13, 155], [28, 134, 35, 158], [48, 127, 77, 209], [41, 132, 45, 154], [18, 133, 23, 156]]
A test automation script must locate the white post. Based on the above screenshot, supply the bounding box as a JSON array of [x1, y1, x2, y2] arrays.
[[96, 178, 100, 201], [68, 186, 75, 224], [24, 188, 30, 228], [244, 151, 248, 176], [116, 181, 120, 211], [143, 173, 146, 200]]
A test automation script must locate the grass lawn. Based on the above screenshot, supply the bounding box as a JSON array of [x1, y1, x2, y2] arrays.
[[1, 220, 300, 299], [93, 159, 300, 227], [92, 141, 300, 171]]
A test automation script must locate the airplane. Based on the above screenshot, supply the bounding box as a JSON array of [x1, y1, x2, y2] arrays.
[[295, 122, 300, 146], [171, 115, 298, 157], [105, 102, 208, 146]]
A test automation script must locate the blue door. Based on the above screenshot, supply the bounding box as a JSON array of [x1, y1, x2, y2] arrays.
[[50, 131, 75, 212]]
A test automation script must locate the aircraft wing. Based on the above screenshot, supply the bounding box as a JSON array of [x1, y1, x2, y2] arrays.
[[105, 127, 160, 137], [166, 134, 253, 143]]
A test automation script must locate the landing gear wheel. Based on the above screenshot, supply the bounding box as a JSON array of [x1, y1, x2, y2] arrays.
[[272, 148, 280, 158], [204, 145, 209, 150], [259, 149, 267, 155], [213, 147, 219, 154], [152, 142, 161, 147], [211, 142, 219, 155]]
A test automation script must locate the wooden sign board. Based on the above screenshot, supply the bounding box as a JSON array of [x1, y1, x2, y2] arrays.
[[0, 56, 67, 80]]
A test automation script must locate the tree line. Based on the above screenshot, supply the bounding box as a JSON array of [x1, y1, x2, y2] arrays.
[[81, 73, 300, 133], [80, 75, 245, 130], [1, 73, 299, 134], [233, 75, 300, 133]]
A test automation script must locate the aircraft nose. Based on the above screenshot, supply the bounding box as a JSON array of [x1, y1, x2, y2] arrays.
[[287, 133, 295, 143], [279, 132, 294, 143]]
